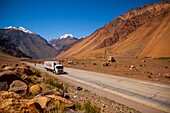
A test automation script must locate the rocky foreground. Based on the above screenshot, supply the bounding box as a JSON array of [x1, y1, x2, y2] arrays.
[[0, 63, 141, 113], [0, 63, 76, 112]]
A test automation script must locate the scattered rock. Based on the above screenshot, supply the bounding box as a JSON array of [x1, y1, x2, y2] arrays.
[[3, 66, 15, 71], [165, 73, 170, 78], [29, 85, 42, 95], [0, 82, 8, 91], [129, 65, 135, 70], [64, 94, 70, 99], [108, 56, 116, 63], [68, 61, 73, 64], [142, 60, 145, 62], [0, 64, 8, 69], [103, 63, 109, 67], [92, 62, 97, 65], [165, 66, 168, 69], [77, 86, 83, 91], [14, 63, 19, 67], [8, 80, 28, 96], [73, 95, 78, 99]]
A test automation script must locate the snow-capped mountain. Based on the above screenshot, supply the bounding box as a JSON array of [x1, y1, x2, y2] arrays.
[[49, 34, 78, 52], [59, 34, 74, 39], [5, 26, 34, 34], [0, 27, 59, 59]]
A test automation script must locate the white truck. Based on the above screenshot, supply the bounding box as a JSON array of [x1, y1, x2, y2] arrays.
[[44, 61, 64, 74]]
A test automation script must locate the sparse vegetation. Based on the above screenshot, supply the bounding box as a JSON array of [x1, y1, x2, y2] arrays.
[[75, 101, 82, 111], [34, 70, 41, 77], [75, 101, 100, 113], [83, 101, 101, 113], [155, 57, 170, 61], [45, 79, 64, 90]]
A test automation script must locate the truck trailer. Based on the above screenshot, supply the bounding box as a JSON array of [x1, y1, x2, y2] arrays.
[[44, 61, 64, 74]]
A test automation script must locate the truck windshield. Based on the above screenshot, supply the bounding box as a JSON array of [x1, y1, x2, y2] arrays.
[[57, 66, 63, 69]]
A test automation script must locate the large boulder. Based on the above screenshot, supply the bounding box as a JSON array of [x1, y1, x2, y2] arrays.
[[47, 95, 74, 108], [0, 82, 8, 91], [0, 91, 21, 99], [23, 68, 34, 75], [33, 95, 74, 111], [15, 63, 34, 76], [33, 96, 51, 109], [0, 91, 43, 113], [0, 71, 22, 85], [8, 80, 28, 96], [41, 88, 62, 96], [29, 85, 42, 95]]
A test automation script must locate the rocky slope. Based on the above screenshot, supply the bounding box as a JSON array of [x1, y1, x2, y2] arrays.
[[49, 34, 78, 52], [56, 1, 170, 59], [0, 27, 59, 59]]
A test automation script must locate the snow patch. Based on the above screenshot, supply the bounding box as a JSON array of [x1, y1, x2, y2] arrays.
[[5, 26, 34, 34], [58, 34, 74, 39]]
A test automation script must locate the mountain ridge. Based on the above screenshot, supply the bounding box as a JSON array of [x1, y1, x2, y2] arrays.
[[56, 1, 170, 59], [0, 28, 59, 59], [49, 34, 78, 52]]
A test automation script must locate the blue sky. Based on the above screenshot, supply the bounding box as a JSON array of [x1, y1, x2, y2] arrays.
[[1, 0, 161, 40]]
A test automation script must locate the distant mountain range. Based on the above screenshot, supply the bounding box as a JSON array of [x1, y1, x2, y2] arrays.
[[0, 27, 59, 59], [56, 1, 170, 59], [49, 34, 78, 52], [0, 27, 78, 59]]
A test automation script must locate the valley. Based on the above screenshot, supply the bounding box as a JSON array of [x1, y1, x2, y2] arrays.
[[1, 1, 170, 113], [26, 62, 170, 113]]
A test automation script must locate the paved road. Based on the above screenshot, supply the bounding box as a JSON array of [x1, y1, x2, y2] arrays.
[[26, 62, 170, 113]]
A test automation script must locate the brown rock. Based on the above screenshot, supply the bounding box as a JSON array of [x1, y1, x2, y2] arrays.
[[142, 60, 146, 62], [0, 71, 22, 85], [23, 68, 34, 75], [0, 64, 8, 69], [103, 62, 109, 67], [165, 73, 170, 78], [108, 56, 116, 63], [15, 64, 33, 75], [3, 66, 15, 71], [8, 80, 28, 95], [29, 85, 42, 95], [42, 89, 62, 96], [0, 91, 43, 113], [68, 61, 73, 64], [33, 96, 51, 109], [33, 96, 61, 111], [0, 91, 21, 99], [47, 95, 74, 108], [0, 82, 8, 91], [129, 65, 135, 70]]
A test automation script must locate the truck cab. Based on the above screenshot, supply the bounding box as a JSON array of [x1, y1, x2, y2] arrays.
[[55, 65, 64, 74]]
